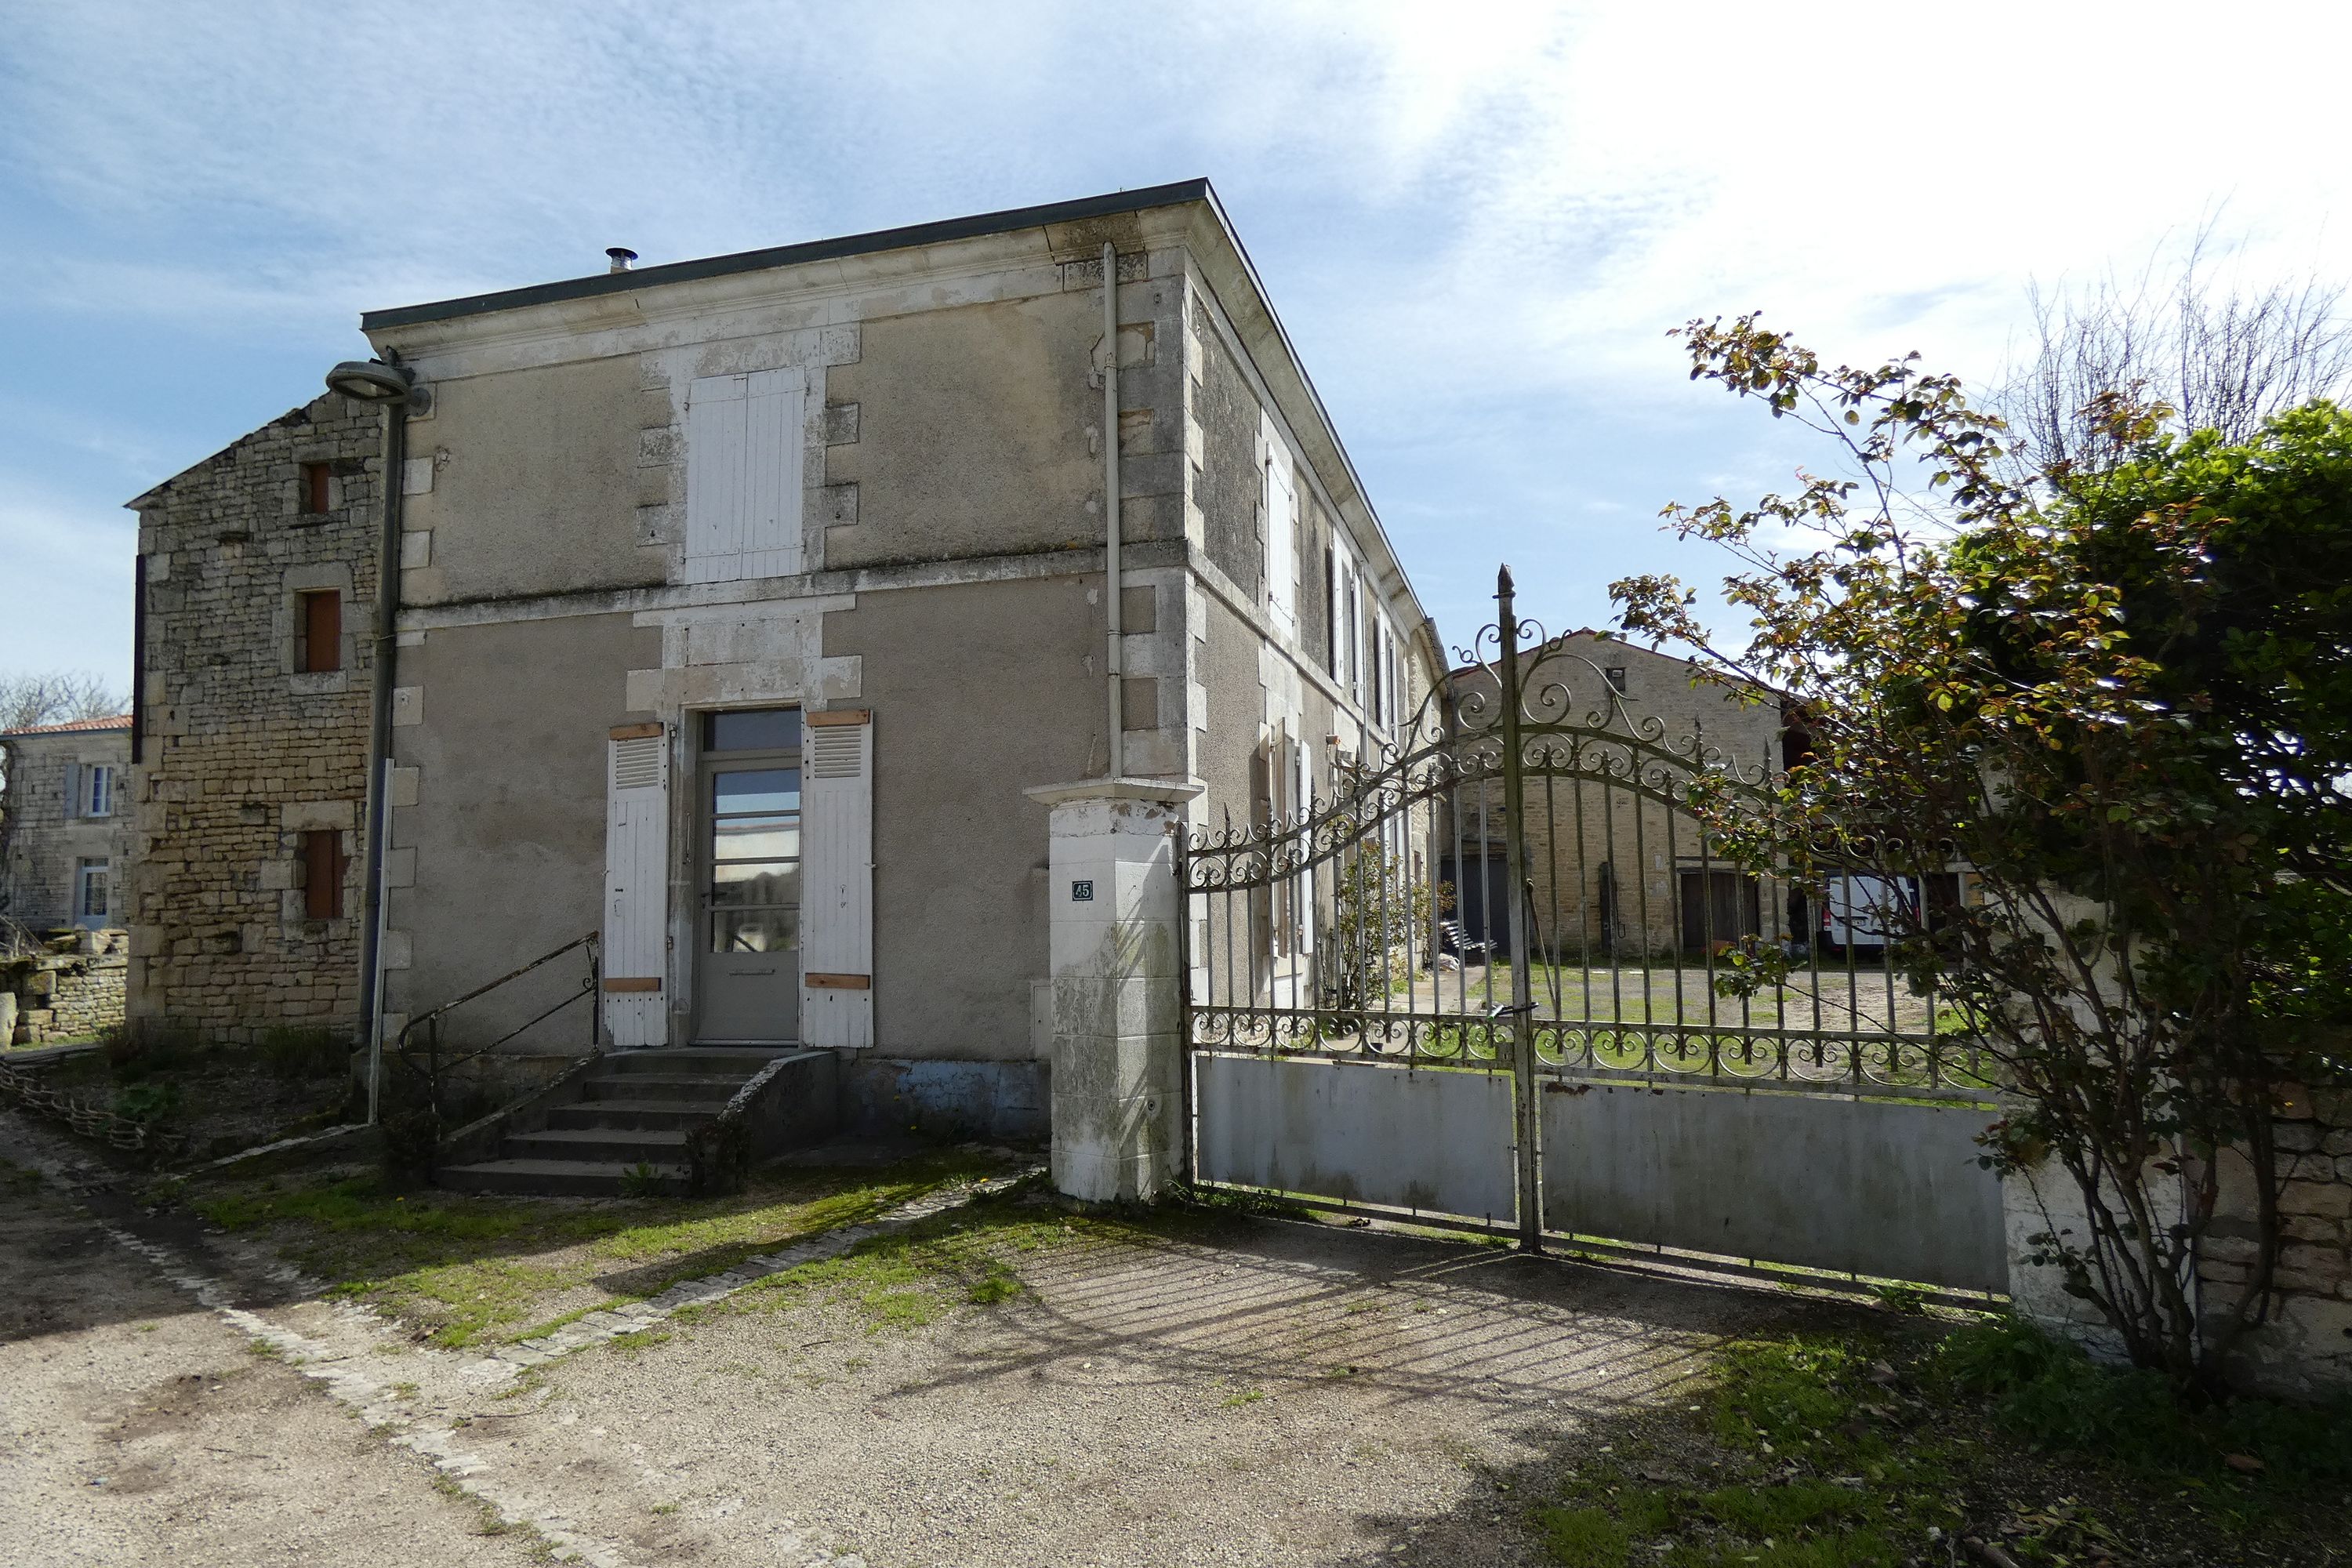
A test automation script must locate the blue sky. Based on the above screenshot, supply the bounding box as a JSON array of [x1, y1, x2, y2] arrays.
[[5, 2, 2348, 693]]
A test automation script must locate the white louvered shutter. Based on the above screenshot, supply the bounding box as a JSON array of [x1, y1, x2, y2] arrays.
[[684, 368, 804, 585], [602, 724, 670, 1048], [1262, 416, 1298, 634], [800, 709, 873, 1049]]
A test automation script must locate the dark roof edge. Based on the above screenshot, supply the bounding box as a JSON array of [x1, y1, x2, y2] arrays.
[[361, 178, 1214, 332]]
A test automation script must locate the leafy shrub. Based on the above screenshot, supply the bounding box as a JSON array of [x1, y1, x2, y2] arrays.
[[259, 1025, 349, 1081], [102, 1018, 201, 1080], [112, 1080, 182, 1124]]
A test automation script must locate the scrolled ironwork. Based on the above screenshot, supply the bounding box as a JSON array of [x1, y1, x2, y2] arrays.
[[1178, 564, 1978, 1110]]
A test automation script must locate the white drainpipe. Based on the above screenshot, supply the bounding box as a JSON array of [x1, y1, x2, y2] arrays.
[[1102, 241, 1123, 779]]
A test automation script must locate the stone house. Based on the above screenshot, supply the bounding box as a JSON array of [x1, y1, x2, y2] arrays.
[[1444, 633, 1788, 956], [124, 395, 382, 1039], [126, 180, 1443, 1139], [0, 714, 134, 938]]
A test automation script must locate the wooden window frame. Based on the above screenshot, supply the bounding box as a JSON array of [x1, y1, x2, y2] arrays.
[[300, 462, 332, 515], [297, 589, 343, 674], [301, 830, 347, 920]]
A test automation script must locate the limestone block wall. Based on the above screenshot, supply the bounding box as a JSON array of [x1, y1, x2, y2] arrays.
[[2202, 1082, 2352, 1398], [2, 933, 128, 1045], [128, 392, 385, 1042], [2003, 1079, 2352, 1401]]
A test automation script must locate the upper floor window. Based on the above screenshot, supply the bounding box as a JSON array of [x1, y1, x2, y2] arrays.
[[82, 764, 115, 818], [298, 590, 343, 673], [684, 370, 804, 585], [300, 462, 332, 514], [1605, 666, 1628, 695]]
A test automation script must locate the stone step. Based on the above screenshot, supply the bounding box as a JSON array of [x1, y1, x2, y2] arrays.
[[544, 1098, 729, 1131], [598, 1046, 791, 1075], [580, 1073, 748, 1102], [503, 1127, 691, 1166], [439, 1158, 691, 1199]]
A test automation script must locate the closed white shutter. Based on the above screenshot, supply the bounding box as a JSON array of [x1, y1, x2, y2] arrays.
[[800, 709, 873, 1049], [602, 724, 670, 1048], [1294, 743, 1315, 955], [684, 368, 804, 585], [1262, 417, 1298, 634], [61, 761, 80, 820]]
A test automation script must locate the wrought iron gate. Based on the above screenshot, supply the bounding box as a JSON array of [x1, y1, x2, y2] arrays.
[[1179, 567, 2010, 1296]]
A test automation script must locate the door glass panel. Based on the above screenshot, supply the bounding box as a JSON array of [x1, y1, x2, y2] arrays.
[[713, 862, 800, 901], [713, 822, 800, 861], [713, 907, 797, 953], [706, 709, 802, 753], [713, 769, 799, 814]]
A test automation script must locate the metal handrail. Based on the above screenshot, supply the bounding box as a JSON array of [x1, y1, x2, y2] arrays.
[[394, 930, 601, 1079]]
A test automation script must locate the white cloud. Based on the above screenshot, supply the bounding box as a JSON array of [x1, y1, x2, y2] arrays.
[[3, 1, 2347, 654]]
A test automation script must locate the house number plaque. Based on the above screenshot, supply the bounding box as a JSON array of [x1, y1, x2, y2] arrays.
[[1071, 880, 1094, 902]]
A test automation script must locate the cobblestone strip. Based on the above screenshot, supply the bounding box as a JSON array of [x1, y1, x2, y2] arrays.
[[492, 1168, 1043, 1367]]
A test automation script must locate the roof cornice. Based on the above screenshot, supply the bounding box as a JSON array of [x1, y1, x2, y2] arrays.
[[360, 179, 1213, 333]]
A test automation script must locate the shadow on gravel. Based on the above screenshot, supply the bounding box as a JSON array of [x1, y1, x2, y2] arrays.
[[885, 1206, 1782, 1421]]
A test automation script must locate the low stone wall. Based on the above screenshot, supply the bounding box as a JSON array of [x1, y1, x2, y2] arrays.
[[2004, 1080, 2352, 1401], [2201, 1083, 2352, 1399], [2, 931, 129, 1046]]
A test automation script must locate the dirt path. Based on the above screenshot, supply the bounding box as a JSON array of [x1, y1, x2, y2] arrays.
[[0, 1116, 546, 1567], [0, 1110, 1787, 1567]]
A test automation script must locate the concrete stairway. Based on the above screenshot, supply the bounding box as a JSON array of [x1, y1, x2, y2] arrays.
[[440, 1046, 794, 1197]]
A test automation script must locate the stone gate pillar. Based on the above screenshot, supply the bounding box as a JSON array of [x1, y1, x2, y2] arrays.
[[1023, 776, 1203, 1203]]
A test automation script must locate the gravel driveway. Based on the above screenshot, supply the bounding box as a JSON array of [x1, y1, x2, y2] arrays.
[[0, 1130, 545, 1567], [425, 1205, 1784, 1566], [0, 1111, 1793, 1567]]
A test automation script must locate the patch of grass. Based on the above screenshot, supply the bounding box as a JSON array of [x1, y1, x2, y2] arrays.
[[740, 1192, 1114, 1334], [1221, 1387, 1266, 1408], [1933, 1316, 2352, 1487], [1534, 1317, 2350, 1568], [965, 1261, 1022, 1304], [619, 1161, 666, 1200], [183, 1148, 1008, 1348]]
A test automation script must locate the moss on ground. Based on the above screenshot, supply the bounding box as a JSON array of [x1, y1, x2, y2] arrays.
[[725, 1192, 1136, 1334], [186, 1147, 1015, 1348]]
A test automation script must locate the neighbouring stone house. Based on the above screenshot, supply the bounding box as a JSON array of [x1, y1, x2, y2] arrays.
[[126, 180, 1444, 1138], [0, 714, 135, 938], [124, 396, 381, 1040], [1443, 633, 1790, 956]]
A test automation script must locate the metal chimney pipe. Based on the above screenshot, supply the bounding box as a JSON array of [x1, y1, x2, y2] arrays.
[[607, 247, 637, 274]]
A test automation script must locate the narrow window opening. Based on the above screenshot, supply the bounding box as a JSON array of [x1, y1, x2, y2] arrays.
[[1605, 666, 1628, 695], [300, 462, 332, 514], [298, 590, 343, 673], [301, 830, 347, 920], [85, 764, 114, 818]]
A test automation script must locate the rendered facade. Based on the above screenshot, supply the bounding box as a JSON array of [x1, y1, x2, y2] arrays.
[[125, 182, 1443, 1131]]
